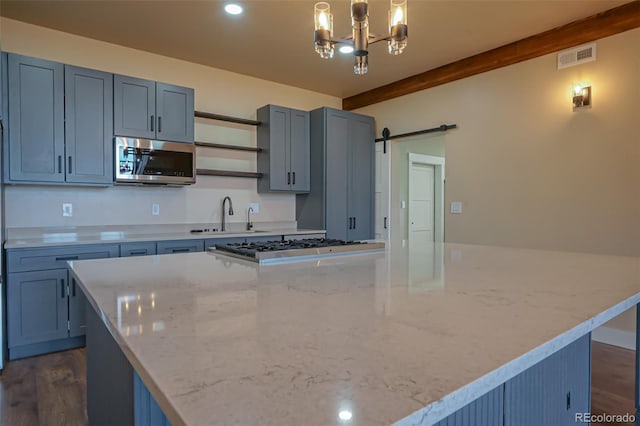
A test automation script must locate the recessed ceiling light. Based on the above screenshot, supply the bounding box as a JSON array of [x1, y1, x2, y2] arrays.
[[224, 3, 243, 15], [339, 45, 354, 54]]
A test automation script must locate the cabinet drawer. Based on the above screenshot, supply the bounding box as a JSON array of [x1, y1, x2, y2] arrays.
[[120, 242, 157, 257], [283, 233, 326, 240], [204, 237, 247, 249], [156, 239, 204, 255], [7, 244, 120, 273]]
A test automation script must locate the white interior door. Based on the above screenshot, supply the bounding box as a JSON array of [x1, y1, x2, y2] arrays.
[[375, 142, 390, 240], [409, 163, 435, 241]]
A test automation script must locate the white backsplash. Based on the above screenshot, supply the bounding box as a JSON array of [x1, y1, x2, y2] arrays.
[[5, 177, 295, 228]]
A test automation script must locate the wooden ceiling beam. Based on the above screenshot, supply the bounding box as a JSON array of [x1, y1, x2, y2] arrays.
[[342, 1, 640, 111]]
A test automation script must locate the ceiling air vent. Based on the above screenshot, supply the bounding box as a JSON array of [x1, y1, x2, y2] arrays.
[[557, 43, 596, 69]]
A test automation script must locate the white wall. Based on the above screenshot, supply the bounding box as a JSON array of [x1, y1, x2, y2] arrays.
[[1, 18, 341, 227], [357, 28, 640, 332]]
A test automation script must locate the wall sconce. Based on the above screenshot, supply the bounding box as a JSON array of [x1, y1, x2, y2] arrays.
[[572, 84, 592, 111]]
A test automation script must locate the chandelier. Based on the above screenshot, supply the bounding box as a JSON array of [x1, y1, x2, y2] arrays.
[[314, 0, 408, 75]]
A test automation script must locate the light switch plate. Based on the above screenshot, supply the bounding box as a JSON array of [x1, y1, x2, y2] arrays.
[[450, 202, 462, 214], [249, 203, 260, 214], [152, 203, 160, 216], [62, 203, 73, 217], [401, 201, 406, 209]]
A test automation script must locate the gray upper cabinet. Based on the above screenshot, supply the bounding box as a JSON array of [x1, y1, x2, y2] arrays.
[[7, 54, 65, 183], [257, 104, 310, 193], [113, 75, 156, 140], [65, 65, 114, 185], [156, 82, 194, 143], [114, 75, 194, 143], [6, 54, 114, 185], [296, 107, 375, 241]]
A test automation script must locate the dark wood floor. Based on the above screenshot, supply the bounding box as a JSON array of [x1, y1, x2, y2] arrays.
[[0, 342, 634, 425], [0, 348, 87, 426], [591, 342, 636, 425]]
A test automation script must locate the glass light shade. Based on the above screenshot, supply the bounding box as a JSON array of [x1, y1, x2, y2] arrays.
[[388, 0, 408, 55], [315, 2, 333, 32], [389, 0, 407, 26], [354, 55, 368, 75], [315, 2, 334, 59], [351, 0, 369, 27]]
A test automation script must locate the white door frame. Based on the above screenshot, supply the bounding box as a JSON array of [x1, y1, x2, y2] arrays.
[[408, 153, 445, 242]]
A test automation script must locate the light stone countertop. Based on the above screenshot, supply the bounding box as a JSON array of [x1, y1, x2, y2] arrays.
[[68, 241, 640, 426], [4, 223, 325, 249]]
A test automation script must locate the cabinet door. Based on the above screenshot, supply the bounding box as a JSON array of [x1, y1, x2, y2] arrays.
[[156, 239, 204, 255], [325, 110, 350, 240], [8, 54, 64, 182], [65, 65, 114, 184], [347, 116, 374, 241], [269, 106, 291, 191], [504, 334, 591, 425], [7, 269, 69, 347], [114, 75, 156, 139], [289, 109, 310, 193], [121, 242, 157, 257], [69, 276, 87, 337], [156, 82, 194, 143]]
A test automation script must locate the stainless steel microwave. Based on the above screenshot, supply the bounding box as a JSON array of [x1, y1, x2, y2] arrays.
[[115, 137, 196, 185]]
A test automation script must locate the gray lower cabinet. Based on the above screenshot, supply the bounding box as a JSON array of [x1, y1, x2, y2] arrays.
[[6, 53, 114, 185], [296, 107, 374, 241], [6, 243, 119, 359], [156, 239, 204, 255], [257, 105, 310, 193], [69, 276, 88, 338], [504, 334, 590, 425], [7, 269, 69, 347], [435, 334, 591, 426], [114, 75, 194, 143], [121, 242, 157, 257]]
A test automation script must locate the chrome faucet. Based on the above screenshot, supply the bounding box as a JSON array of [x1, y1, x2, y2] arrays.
[[221, 196, 234, 232], [246, 207, 254, 231]]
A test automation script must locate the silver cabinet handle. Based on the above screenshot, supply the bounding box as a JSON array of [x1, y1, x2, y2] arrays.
[[158, 116, 162, 133], [150, 115, 154, 132], [68, 156, 73, 174]]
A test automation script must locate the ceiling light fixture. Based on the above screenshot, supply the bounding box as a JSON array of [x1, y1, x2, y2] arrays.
[[224, 3, 243, 15], [314, 0, 408, 75], [339, 45, 354, 54]]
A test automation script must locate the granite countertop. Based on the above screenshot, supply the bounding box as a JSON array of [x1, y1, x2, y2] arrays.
[[68, 241, 640, 425], [4, 223, 325, 249]]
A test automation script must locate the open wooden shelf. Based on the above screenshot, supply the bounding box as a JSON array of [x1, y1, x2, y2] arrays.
[[196, 169, 262, 179], [194, 110, 260, 126], [195, 141, 261, 152]]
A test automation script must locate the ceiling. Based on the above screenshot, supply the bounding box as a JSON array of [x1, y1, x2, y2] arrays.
[[0, 0, 630, 98]]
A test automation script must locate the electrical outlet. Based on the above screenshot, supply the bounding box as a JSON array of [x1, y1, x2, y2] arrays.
[[152, 203, 160, 216], [249, 203, 260, 214], [450, 202, 462, 214], [62, 203, 73, 217]]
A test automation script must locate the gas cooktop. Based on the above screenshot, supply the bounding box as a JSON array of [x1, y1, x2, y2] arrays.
[[211, 238, 385, 263]]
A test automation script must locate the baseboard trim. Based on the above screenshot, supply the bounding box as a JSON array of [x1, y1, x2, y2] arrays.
[[592, 326, 636, 351]]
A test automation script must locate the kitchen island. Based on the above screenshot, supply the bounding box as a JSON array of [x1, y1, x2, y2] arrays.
[[68, 242, 640, 425]]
